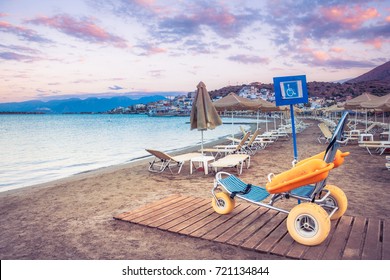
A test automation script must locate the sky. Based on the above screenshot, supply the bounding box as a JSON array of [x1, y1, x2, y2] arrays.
[[0, 0, 389, 103]]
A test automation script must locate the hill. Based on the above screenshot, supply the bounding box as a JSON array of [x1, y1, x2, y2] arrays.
[[208, 61, 390, 102], [347, 61, 390, 83], [0, 95, 166, 113]]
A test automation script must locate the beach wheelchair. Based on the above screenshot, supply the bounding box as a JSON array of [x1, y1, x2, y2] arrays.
[[211, 112, 350, 246]]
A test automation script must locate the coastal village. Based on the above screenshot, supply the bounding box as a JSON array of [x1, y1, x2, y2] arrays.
[[106, 60, 390, 116]]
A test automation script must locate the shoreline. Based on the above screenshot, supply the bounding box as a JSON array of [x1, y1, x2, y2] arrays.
[[0, 127, 251, 195]]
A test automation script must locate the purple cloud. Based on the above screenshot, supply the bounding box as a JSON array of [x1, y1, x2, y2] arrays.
[[108, 85, 123, 90], [26, 14, 129, 48], [0, 52, 38, 62], [228, 54, 269, 64], [0, 20, 51, 43]]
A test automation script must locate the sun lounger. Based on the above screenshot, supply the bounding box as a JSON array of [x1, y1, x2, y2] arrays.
[[209, 154, 250, 175], [145, 149, 201, 173], [358, 141, 390, 155], [317, 122, 332, 144], [203, 132, 251, 158]]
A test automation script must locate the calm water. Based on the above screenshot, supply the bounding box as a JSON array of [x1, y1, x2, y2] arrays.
[[0, 114, 261, 191]]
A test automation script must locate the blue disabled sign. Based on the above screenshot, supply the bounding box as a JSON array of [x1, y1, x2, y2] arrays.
[[274, 75, 308, 106]]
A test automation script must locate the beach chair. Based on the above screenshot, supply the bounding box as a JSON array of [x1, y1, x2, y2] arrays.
[[317, 122, 332, 144], [358, 141, 390, 155], [202, 132, 251, 158], [228, 129, 262, 155], [343, 130, 360, 145], [145, 149, 201, 173], [209, 154, 250, 175]]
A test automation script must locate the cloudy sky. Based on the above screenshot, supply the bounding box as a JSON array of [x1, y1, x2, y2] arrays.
[[0, 0, 389, 102]]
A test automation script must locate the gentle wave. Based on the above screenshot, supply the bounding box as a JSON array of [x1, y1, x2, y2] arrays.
[[0, 114, 266, 192]]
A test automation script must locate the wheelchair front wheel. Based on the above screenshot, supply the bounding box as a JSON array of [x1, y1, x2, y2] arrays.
[[211, 192, 235, 215]]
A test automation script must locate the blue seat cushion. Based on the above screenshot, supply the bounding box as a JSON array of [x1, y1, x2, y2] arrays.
[[219, 175, 270, 202]]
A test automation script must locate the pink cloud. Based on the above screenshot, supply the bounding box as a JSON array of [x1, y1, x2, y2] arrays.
[[363, 37, 388, 49], [0, 20, 50, 43], [321, 5, 380, 29], [330, 47, 345, 53], [228, 54, 269, 64], [27, 14, 129, 48]]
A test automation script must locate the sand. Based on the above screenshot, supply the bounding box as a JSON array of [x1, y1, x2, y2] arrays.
[[0, 119, 389, 260]]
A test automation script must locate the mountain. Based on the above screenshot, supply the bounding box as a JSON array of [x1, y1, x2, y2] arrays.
[[0, 95, 167, 113], [347, 61, 390, 83]]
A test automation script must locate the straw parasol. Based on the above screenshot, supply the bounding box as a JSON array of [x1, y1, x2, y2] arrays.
[[212, 92, 260, 111], [345, 92, 380, 129], [361, 93, 390, 140], [190, 81, 222, 154], [344, 92, 380, 109]]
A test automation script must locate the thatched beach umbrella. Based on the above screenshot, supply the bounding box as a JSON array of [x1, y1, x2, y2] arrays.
[[361, 93, 390, 140], [190, 81, 222, 154], [213, 92, 260, 135], [345, 92, 380, 129]]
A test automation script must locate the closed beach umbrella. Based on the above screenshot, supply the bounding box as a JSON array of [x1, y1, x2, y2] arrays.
[[190, 81, 222, 154]]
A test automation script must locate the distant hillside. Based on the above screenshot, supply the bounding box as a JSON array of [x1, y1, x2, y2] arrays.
[[208, 61, 390, 102], [0, 95, 167, 113], [348, 61, 390, 83]]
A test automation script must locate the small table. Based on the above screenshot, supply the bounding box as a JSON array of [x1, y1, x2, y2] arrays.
[[360, 133, 373, 142], [190, 156, 215, 175]]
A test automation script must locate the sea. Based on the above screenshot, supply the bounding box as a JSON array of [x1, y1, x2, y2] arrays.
[[0, 114, 263, 192]]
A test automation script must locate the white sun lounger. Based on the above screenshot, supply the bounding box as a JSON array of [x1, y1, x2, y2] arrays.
[[209, 154, 250, 175], [145, 149, 201, 173]]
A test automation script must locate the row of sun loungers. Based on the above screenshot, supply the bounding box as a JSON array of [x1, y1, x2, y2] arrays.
[[145, 126, 287, 175]]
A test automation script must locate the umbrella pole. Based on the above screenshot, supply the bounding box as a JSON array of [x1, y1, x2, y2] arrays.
[[201, 130, 204, 155], [266, 114, 268, 132], [231, 111, 234, 138], [257, 110, 259, 130]]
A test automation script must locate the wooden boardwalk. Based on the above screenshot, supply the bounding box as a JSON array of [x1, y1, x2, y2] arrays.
[[114, 194, 389, 260]]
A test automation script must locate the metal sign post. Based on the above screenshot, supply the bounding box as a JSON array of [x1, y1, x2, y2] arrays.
[[273, 75, 308, 162]]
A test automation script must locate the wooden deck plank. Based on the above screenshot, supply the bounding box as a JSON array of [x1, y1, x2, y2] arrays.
[[270, 231, 295, 257], [202, 205, 258, 241], [114, 194, 180, 219], [227, 209, 278, 247], [179, 210, 221, 235], [120, 195, 188, 222], [158, 201, 211, 231], [342, 216, 366, 260], [114, 195, 388, 260], [286, 240, 309, 259], [168, 207, 216, 233], [190, 204, 250, 238], [321, 216, 353, 260], [148, 198, 209, 228], [303, 220, 339, 260], [241, 212, 286, 250], [131, 196, 197, 224], [141, 197, 202, 226], [213, 207, 268, 243], [255, 218, 288, 253], [383, 220, 389, 260], [362, 218, 381, 260]]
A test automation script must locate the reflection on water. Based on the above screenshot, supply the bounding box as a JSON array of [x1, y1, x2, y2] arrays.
[[0, 114, 263, 191]]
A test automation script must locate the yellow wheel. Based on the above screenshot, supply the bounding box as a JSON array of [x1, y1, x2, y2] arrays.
[[211, 192, 235, 215], [287, 203, 330, 246], [321, 185, 348, 220]]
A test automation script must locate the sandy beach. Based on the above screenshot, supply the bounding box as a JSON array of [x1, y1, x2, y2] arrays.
[[0, 118, 389, 260]]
